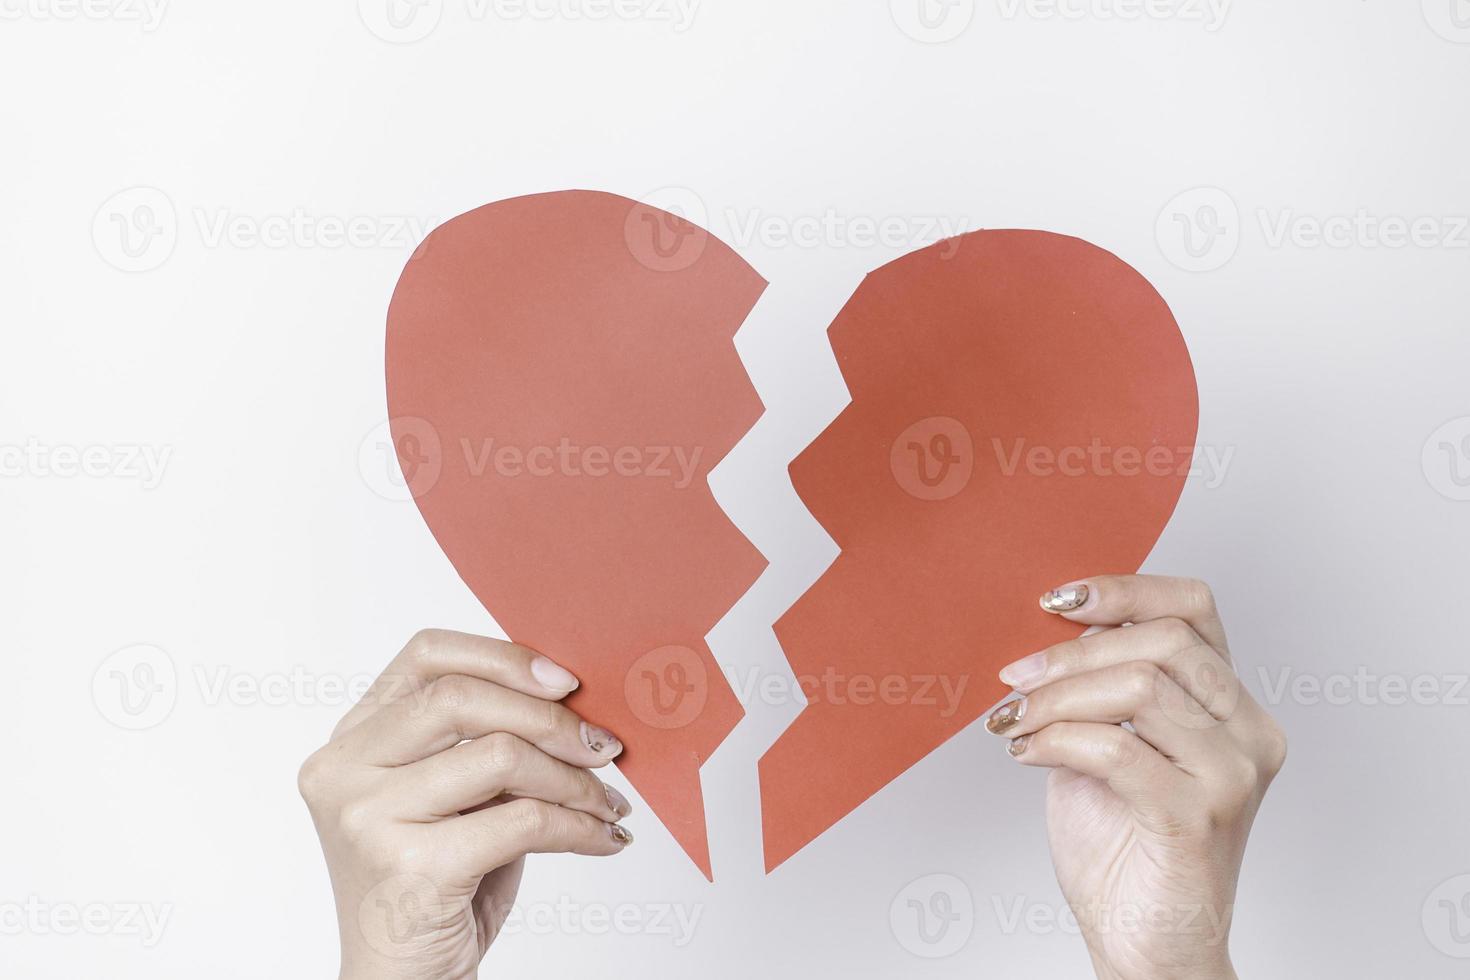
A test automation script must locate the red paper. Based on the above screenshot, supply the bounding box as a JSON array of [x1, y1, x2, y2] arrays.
[[383, 194, 1198, 878], [760, 230, 1198, 870], [385, 190, 767, 879]]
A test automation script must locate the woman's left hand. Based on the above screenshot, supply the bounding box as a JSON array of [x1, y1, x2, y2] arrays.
[[987, 575, 1287, 980]]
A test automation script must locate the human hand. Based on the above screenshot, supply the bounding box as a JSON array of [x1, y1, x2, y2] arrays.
[[988, 576, 1286, 980], [297, 629, 633, 980]]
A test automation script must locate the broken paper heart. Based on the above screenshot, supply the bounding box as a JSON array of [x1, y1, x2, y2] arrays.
[[383, 190, 1198, 879]]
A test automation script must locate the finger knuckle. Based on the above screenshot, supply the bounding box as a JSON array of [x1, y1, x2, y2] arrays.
[[1155, 616, 1198, 648], [1182, 578, 1217, 613], [1105, 577, 1146, 621], [1098, 730, 1143, 769], [1258, 720, 1289, 776], [532, 703, 570, 742], [507, 799, 557, 840], [1122, 660, 1163, 699], [295, 750, 334, 804], [427, 673, 477, 714], [1220, 755, 1260, 794], [482, 732, 524, 774], [405, 628, 444, 666], [579, 770, 607, 807], [384, 838, 437, 877], [336, 800, 381, 842], [1051, 638, 1087, 673]]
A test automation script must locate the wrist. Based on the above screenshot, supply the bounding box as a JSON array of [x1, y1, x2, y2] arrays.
[[1088, 948, 1237, 980]]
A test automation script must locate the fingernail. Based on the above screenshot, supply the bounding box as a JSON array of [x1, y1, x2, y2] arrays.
[[986, 698, 1026, 735], [1039, 582, 1090, 614], [998, 651, 1048, 690], [604, 784, 631, 818], [608, 823, 634, 846], [582, 722, 623, 758], [530, 655, 579, 693], [1007, 735, 1031, 758]]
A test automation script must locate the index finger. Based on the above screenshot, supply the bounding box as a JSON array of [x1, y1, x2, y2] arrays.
[[1037, 574, 1230, 657], [333, 629, 580, 739]]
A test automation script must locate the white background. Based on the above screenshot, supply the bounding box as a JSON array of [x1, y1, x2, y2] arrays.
[[3, 0, 1470, 976]]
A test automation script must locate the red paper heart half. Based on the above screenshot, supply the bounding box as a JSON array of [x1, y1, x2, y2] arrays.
[[385, 190, 768, 880], [759, 229, 1199, 871]]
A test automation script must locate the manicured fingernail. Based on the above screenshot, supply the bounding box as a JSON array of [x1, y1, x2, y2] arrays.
[[530, 655, 579, 693], [608, 823, 634, 846], [1039, 582, 1090, 614], [986, 698, 1026, 735], [604, 784, 631, 818], [582, 722, 623, 758], [998, 651, 1048, 690], [1007, 735, 1031, 758]]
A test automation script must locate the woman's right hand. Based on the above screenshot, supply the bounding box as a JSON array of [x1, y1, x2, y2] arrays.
[[297, 629, 634, 980]]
